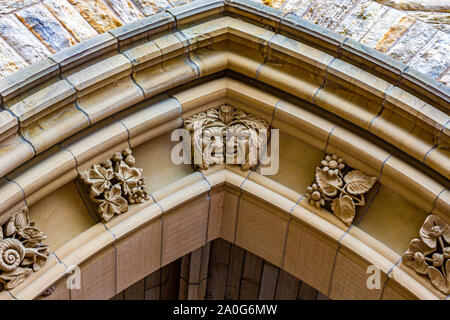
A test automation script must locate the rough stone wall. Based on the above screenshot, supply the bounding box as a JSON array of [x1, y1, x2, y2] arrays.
[[261, 0, 450, 86], [0, 0, 448, 87]]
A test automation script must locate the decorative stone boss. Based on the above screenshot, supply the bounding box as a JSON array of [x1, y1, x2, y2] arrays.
[[183, 104, 271, 171]]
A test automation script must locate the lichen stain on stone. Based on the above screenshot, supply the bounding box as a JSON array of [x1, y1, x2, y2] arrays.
[[0, 0, 41, 14], [68, 0, 123, 33], [43, 0, 98, 43], [105, 0, 143, 24], [133, 0, 171, 16], [16, 4, 77, 53], [375, 15, 415, 52]]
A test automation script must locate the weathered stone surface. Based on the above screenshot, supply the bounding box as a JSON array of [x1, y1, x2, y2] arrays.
[[133, 0, 171, 16], [336, 0, 387, 40], [302, 0, 359, 30], [0, 0, 41, 14], [375, 0, 450, 12], [43, 0, 98, 42], [374, 15, 415, 52], [105, 0, 144, 24], [281, 0, 313, 16], [409, 31, 450, 79], [15, 3, 77, 53], [168, 0, 193, 6], [360, 8, 404, 48], [0, 37, 28, 79], [68, 0, 123, 33], [387, 21, 437, 63], [0, 15, 50, 64]]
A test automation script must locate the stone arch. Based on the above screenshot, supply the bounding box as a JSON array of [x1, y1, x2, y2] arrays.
[[0, 0, 447, 300]]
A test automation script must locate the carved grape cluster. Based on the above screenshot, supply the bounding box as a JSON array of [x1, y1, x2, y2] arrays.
[[306, 154, 377, 226], [80, 148, 150, 223]]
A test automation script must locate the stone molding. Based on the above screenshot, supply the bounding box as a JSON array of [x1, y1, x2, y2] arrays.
[[0, 1, 447, 300], [0, 166, 443, 300], [0, 77, 447, 299]]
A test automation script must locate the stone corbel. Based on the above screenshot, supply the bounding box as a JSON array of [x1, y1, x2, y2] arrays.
[[79, 147, 150, 223], [305, 154, 377, 226], [0, 207, 49, 291], [402, 215, 449, 295], [184, 104, 270, 171]]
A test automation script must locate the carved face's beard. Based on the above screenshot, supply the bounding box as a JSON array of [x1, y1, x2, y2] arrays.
[[225, 131, 250, 165], [201, 127, 225, 167]]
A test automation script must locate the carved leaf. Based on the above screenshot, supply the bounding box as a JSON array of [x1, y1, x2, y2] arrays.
[[115, 163, 142, 195], [5, 218, 15, 237], [97, 184, 128, 222], [0, 267, 32, 290], [331, 195, 355, 226], [402, 239, 433, 275], [344, 170, 377, 195], [428, 266, 449, 295], [315, 168, 343, 197], [81, 165, 113, 197]]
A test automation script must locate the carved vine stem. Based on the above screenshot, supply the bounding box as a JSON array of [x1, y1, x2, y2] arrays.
[[0, 207, 49, 291]]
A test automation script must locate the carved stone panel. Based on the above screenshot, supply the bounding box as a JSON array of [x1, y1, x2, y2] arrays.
[[79, 147, 150, 223], [305, 154, 377, 226], [183, 105, 270, 171], [0, 207, 49, 291], [402, 215, 449, 295]]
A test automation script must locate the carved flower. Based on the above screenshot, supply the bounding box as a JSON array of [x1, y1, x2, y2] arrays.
[[95, 184, 128, 222], [4, 208, 29, 238], [432, 253, 444, 267], [320, 154, 344, 176], [419, 215, 450, 249], [444, 247, 450, 259], [0, 238, 25, 273], [305, 183, 325, 209], [115, 162, 143, 196], [403, 239, 434, 275], [80, 164, 114, 197]]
